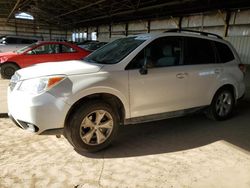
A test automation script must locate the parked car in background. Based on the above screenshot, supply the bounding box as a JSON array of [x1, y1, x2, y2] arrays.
[[0, 35, 41, 53], [77, 40, 99, 49], [0, 41, 90, 79], [8, 30, 246, 152], [81, 42, 108, 52]]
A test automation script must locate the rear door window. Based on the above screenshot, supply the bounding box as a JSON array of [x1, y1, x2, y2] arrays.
[[5, 37, 19, 44], [61, 44, 76, 53], [27, 44, 60, 54], [183, 37, 216, 65]]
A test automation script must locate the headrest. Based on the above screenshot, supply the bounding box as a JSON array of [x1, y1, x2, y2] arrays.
[[162, 45, 172, 56]]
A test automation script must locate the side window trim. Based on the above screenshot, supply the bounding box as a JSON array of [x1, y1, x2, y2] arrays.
[[178, 37, 184, 66], [211, 41, 220, 64]]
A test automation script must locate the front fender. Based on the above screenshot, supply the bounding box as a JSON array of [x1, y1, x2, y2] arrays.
[[67, 86, 130, 119]]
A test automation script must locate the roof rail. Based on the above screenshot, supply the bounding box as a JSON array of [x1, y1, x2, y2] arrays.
[[164, 29, 223, 39]]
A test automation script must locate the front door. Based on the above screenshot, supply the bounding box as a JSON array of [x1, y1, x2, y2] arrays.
[[22, 43, 60, 67], [127, 36, 189, 118]]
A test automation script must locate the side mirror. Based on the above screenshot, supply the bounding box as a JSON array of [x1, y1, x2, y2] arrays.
[[139, 65, 148, 75], [138, 47, 150, 75]]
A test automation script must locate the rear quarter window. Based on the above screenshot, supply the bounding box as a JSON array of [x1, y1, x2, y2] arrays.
[[214, 41, 235, 63]]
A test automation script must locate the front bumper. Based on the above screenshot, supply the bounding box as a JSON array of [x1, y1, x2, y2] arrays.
[[8, 87, 71, 134]]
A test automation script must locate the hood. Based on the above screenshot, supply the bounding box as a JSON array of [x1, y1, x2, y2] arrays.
[[0, 51, 17, 56], [0, 52, 17, 63], [17, 60, 103, 80]]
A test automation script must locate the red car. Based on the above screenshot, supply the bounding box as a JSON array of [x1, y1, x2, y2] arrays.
[[0, 41, 90, 79]]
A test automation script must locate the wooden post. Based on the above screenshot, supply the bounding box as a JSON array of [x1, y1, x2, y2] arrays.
[[109, 24, 112, 38], [49, 27, 52, 40], [14, 19, 17, 35], [147, 20, 151, 33], [86, 27, 89, 40], [96, 25, 99, 39], [224, 11, 231, 37], [125, 23, 128, 36], [178, 16, 183, 29]]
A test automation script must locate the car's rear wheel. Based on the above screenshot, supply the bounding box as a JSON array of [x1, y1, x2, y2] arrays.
[[206, 88, 235, 121], [65, 101, 120, 152], [1, 63, 19, 79]]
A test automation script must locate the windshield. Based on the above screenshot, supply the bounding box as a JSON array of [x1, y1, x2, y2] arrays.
[[83, 36, 146, 64], [15, 43, 38, 54]]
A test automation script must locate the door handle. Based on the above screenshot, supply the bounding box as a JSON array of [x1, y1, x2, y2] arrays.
[[214, 68, 222, 74], [176, 73, 188, 79]]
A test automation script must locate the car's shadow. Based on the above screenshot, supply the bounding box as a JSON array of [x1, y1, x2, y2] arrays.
[[77, 93, 250, 158]]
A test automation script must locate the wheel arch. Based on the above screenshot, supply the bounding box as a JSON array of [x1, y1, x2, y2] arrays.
[[0, 61, 20, 68], [64, 93, 126, 128], [1, 61, 20, 79], [211, 84, 236, 104]]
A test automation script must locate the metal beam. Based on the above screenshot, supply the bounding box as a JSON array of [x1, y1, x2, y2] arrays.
[[52, 0, 107, 19], [63, 0, 196, 26], [6, 0, 21, 23]]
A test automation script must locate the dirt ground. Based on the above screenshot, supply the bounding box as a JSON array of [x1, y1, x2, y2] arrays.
[[0, 72, 250, 188]]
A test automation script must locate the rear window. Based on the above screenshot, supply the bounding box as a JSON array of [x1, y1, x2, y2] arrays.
[[214, 41, 235, 63]]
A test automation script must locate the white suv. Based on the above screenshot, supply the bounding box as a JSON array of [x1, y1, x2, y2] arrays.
[[8, 30, 246, 152]]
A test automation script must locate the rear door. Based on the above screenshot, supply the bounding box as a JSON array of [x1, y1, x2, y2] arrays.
[[56, 44, 82, 61], [182, 36, 221, 107]]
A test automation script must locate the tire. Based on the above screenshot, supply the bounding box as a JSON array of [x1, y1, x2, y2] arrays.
[[64, 101, 120, 152], [206, 88, 235, 121], [1, 63, 19, 79]]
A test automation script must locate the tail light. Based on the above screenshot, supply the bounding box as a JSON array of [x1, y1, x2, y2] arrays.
[[239, 64, 246, 74]]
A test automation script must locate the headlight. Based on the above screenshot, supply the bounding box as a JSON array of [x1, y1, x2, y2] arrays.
[[17, 75, 66, 95]]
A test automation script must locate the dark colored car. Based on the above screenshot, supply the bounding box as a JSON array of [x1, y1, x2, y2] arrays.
[[81, 42, 108, 52]]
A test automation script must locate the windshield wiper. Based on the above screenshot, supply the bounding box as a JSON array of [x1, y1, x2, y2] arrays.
[[83, 57, 108, 64]]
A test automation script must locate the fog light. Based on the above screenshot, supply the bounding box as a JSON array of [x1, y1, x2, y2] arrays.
[[27, 123, 36, 132]]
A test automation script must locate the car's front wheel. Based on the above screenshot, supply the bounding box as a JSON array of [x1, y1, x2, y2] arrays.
[[206, 88, 235, 121], [65, 101, 120, 152], [1, 63, 19, 79]]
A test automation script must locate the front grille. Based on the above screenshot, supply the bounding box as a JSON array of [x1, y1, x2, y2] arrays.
[[9, 72, 20, 91]]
